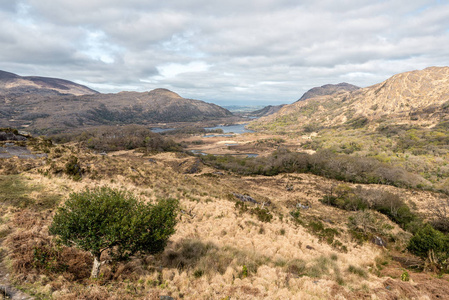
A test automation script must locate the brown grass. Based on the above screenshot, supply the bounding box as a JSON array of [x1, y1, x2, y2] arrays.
[[2, 142, 449, 299]]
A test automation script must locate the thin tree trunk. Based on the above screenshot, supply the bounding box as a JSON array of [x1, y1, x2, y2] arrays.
[[91, 255, 102, 279]]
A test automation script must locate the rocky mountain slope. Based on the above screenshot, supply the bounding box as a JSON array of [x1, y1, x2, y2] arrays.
[[297, 82, 360, 102], [0, 70, 98, 96], [251, 66, 449, 132]]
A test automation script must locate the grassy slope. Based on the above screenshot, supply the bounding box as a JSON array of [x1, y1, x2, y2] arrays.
[[1, 137, 449, 299]]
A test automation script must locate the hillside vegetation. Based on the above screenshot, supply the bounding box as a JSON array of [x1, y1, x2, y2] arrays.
[[249, 67, 449, 194], [1, 127, 449, 299]]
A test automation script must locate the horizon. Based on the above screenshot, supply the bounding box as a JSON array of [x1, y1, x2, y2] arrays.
[[1, 1, 449, 105]]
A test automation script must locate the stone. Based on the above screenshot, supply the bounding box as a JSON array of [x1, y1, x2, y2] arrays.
[[372, 236, 387, 247]]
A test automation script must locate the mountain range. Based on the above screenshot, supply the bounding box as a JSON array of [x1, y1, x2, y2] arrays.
[[3, 67, 449, 135], [0, 71, 233, 134], [251, 66, 449, 131]]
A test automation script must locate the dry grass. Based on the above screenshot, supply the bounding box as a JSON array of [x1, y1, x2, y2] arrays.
[[1, 142, 449, 299]]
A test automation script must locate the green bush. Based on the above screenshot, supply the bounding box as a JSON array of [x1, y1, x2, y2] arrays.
[[322, 185, 420, 232], [49, 187, 178, 278], [307, 220, 339, 245], [200, 148, 424, 189], [401, 270, 410, 281], [407, 224, 449, 272], [51, 125, 181, 153], [65, 155, 82, 180], [251, 207, 273, 223]]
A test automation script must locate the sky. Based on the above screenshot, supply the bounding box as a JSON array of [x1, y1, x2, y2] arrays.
[[1, 1, 449, 106]]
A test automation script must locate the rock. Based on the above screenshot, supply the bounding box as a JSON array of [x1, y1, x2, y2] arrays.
[[0, 131, 27, 141], [160, 296, 174, 300], [372, 236, 387, 247], [232, 192, 259, 204], [296, 203, 309, 209], [306, 245, 315, 250]]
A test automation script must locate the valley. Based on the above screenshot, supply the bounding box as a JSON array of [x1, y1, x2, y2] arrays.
[[1, 66, 449, 299]]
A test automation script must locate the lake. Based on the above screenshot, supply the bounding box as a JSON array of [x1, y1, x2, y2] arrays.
[[150, 127, 173, 133], [190, 149, 258, 158], [150, 123, 254, 135], [204, 124, 254, 134]]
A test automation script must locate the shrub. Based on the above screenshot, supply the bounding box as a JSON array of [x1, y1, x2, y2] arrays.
[[193, 269, 204, 278], [320, 184, 367, 211], [401, 270, 410, 281], [289, 209, 303, 224], [65, 155, 82, 180], [49, 187, 178, 278], [241, 265, 248, 278], [322, 186, 420, 232], [407, 224, 449, 272], [307, 220, 339, 245], [251, 207, 273, 223], [200, 148, 424, 188], [371, 192, 418, 229], [51, 125, 181, 153]]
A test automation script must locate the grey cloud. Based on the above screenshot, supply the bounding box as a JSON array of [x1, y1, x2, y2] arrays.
[[1, 0, 449, 103]]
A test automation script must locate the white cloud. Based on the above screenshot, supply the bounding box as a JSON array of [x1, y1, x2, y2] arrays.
[[156, 61, 211, 79], [0, 0, 449, 104]]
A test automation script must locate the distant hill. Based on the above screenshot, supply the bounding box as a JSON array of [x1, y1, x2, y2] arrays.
[[0, 70, 98, 96], [246, 105, 286, 118], [250, 67, 449, 132], [297, 82, 360, 102], [1, 87, 233, 133]]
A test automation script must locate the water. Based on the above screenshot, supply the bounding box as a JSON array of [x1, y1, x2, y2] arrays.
[[150, 127, 173, 133], [190, 150, 258, 158], [204, 124, 254, 134], [203, 134, 235, 138]]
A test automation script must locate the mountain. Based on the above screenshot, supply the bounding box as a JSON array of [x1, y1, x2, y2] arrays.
[[251, 67, 449, 132], [297, 82, 360, 102], [246, 104, 286, 118], [1, 87, 233, 133], [0, 70, 98, 96]]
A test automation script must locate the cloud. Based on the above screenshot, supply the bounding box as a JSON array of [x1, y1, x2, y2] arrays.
[[1, 0, 449, 104]]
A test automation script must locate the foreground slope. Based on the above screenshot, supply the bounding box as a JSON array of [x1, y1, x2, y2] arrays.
[[1, 130, 449, 299]]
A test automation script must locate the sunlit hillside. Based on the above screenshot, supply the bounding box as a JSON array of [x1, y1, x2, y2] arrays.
[[1, 128, 449, 299]]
